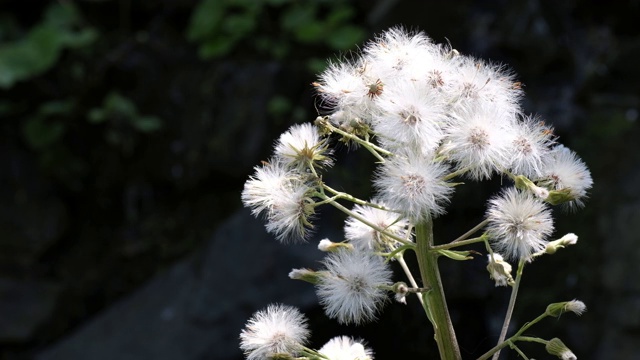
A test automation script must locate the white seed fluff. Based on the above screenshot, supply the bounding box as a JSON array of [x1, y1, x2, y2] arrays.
[[486, 187, 554, 261], [239, 304, 310, 360], [344, 200, 409, 252], [319, 336, 374, 360], [316, 248, 392, 325]]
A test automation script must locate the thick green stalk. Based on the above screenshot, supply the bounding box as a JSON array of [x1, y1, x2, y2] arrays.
[[415, 219, 461, 360]]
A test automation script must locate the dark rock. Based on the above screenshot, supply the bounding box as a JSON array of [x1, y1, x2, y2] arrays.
[[0, 278, 61, 342], [36, 209, 322, 360]]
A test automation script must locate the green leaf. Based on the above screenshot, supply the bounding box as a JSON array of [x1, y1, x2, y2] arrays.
[[131, 116, 162, 132], [186, 0, 226, 41], [326, 25, 366, 50], [23, 117, 65, 149], [437, 249, 474, 261]]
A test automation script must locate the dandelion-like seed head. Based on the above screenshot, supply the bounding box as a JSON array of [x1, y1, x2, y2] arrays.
[[274, 123, 333, 170], [319, 336, 374, 360], [374, 153, 453, 221], [242, 161, 317, 243], [442, 104, 515, 180], [316, 248, 392, 325], [538, 145, 593, 210], [486, 187, 554, 261], [239, 304, 310, 360], [344, 200, 410, 252], [507, 116, 556, 178]]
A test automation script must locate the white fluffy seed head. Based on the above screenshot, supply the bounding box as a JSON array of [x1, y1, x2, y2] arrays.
[[538, 145, 593, 210], [374, 152, 453, 221], [274, 123, 333, 170], [344, 200, 410, 252], [371, 79, 448, 154], [316, 248, 392, 325], [486, 187, 554, 261], [507, 115, 556, 178], [241, 161, 316, 243], [441, 103, 516, 180], [319, 336, 374, 360], [239, 304, 310, 360]]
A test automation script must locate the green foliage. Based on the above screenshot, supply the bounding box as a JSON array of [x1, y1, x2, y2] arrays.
[[88, 92, 162, 133], [0, 3, 97, 89], [23, 100, 75, 149], [186, 0, 365, 60]]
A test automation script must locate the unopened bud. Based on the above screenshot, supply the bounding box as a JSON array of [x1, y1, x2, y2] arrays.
[[393, 282, 409, 305], [545, 188, 574, 205], [546, 233, 578, 254], [288, 268, 321, 284], [514, 175, 549, 200], [546, 300, 587, 317], [318, 238, 352, 252], [545, 338, 577, 360]]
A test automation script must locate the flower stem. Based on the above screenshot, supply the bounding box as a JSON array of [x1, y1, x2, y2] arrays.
[[415, 219, 461, 360], [396, 254, 425, 307], [491, 259, 525, 360]]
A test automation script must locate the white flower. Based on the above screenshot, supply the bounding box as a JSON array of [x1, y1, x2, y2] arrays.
[[241, 161, 316, 243], [507, 115, 556, 178], [374, 152, 453, 220], [538, 145, 593, 210], [319, 336, 374, 360], [442, 104, 515, 180], [274, 123, 332, 170], [486, 187, 554, 261], [344, 200, 410, 252], [239, 304, 310, 360], [371, 79, 448, 153], [316, 248, 392, 325]]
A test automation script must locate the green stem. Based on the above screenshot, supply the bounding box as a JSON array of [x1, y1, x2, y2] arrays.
[[491, 259, 525, 360], [415, 219, 461, 360]]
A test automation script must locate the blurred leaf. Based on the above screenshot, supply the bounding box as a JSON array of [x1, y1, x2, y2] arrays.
[[23, 118, 65, 149], [22, 99, 75, 149], [267, 96, 292, 117], [326, 25, 366, 50], [89, 92, 162, 132], [186, 0, 225, 41], [0, 3, 97, 88], [131, 116, 162, 133], [326, 5, 355, 26], [281, 4, 317, 33]]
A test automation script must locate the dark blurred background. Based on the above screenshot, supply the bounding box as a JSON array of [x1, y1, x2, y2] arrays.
[[1, 0, 638, 359]]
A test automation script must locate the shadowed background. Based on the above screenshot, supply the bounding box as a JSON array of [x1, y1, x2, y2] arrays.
[[1, 0, 638, 359]]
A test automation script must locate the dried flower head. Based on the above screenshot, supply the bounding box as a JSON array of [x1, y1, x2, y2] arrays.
[[486, 187, 554, 261], [344, 200, 409, 252], [239, 304, 310, 360], [319, 336, 374, 360], [316, 248, 392, 325]]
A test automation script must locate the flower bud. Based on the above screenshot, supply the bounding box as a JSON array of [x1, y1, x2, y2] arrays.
[[514, 174, 549, 200], [288, 268, 321, 284], [545, 338, 577, 360], [545, 233, 578, 254], [318, 238, 353, 252], [545, 188, 574, 205], [546, 300, 587, 317], [393, 282, 409, 305]]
